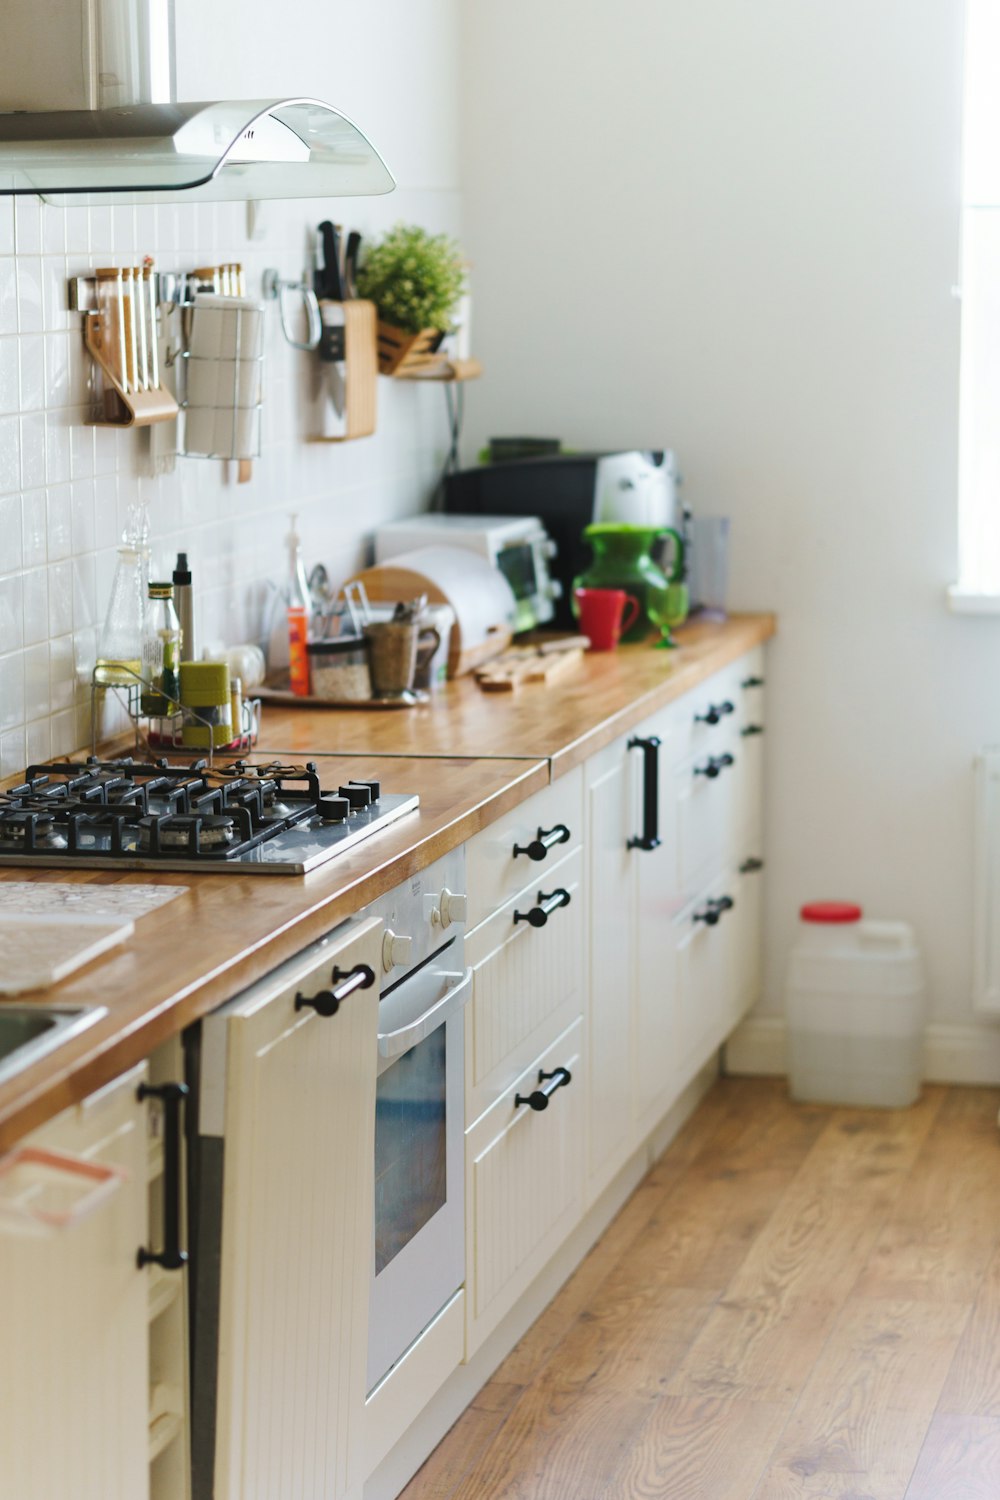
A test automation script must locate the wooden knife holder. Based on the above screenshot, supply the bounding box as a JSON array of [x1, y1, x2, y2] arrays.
[[311, 298, 378, 443], [83, 313, 179, 428]]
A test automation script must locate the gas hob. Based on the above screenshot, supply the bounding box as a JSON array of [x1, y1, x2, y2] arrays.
[[0, 758, 419, 875]]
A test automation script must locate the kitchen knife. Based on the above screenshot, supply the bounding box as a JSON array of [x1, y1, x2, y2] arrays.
[[317, 220, 344, 301], [344, 231, 362, 300]]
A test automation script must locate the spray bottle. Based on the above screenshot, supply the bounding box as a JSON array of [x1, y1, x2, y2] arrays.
[[286, 514, 312, 696]]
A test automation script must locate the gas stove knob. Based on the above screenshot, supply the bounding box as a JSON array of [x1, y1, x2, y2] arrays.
[[352, 778, 381, 802], [382, 929, 414, 973], [438, 889, 468, 928], [339, 784, 373, 810]]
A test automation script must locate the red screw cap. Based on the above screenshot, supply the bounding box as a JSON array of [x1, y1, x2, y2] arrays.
[[800, 901, 863, 924]]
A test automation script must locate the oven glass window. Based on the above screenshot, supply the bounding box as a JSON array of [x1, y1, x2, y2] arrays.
[[374, 1026, 447, 1275]]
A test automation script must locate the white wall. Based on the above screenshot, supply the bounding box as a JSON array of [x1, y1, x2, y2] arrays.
[[0, 0, 461, 772], [459, 0, 1000, 1055]]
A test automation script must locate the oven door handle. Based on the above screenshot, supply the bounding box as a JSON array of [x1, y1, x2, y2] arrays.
[[377, 967, 474, 1060]]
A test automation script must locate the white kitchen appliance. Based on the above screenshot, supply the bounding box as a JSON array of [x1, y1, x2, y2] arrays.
[[375, 513, 561, 633]]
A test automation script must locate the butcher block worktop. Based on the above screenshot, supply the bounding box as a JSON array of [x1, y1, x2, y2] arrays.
[[0, 613, 774, 1150]]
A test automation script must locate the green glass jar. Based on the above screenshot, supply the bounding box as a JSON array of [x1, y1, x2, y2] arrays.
[[573, 524, 685, 643]]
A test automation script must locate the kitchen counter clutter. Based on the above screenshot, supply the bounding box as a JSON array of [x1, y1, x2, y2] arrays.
[[0, 613, 772, 1151], [0, 611, 773, 1500]]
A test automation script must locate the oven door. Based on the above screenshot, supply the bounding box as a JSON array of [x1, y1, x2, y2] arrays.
[[367, 964, 472, 1393]]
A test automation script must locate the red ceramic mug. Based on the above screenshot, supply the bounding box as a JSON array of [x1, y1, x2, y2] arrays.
[[574, 587, 641, 651]]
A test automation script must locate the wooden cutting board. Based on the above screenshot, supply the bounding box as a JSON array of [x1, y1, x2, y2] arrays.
[[475, 643, 586, 693]]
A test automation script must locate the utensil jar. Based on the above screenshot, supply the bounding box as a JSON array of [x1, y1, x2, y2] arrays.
[[364, 620, 440, 698]]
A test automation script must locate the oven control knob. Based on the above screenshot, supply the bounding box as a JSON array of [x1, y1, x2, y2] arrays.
[[382, 930, 413, 972], [339, 784, 373, 810], [438, 889, 468, 928]]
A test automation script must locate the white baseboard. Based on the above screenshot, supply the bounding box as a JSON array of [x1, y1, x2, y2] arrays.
[[724, 1015, 1000, 1088]]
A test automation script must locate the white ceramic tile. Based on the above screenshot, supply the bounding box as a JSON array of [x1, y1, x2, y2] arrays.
[[64, 206, 90, 256], [16, 259, 43, 335], [25, 716, 52, 764], [73, 625, 97, 680], [45, 413, 72, 487], [46, 483, 73, 562], [93, 474, 118, 547], [0, 655, 25, 734], [0, 200, 14, 258], [0, 415, 21, 496], [18, 334, 44, 411], [44, 332, 72, 408], [49, 634, 76, 712], [20, 489, 46, 567], [71, 478, 96, 554], [0, 259, 17, 337], [41, 204, 67, 258], [41, 255, 71, 334], [0, 726, 27, 778], [70, 420, 96, 481], [0, 494, 22, 574], [14, 197, 42, 257], [48, 561, 73, 639], [92, 421, 119, 477], [50, 707, 77, 757], [112, 206, 136, 256], [89, 204, 114, 257], [134, 205, 157, 253], [0, 575, 23, 652], [20, 412, 46, 490], [0, 337, 19, 415], [22, 568, 49, 647], [72, 554, 98, 630], [22, 643, 50, 721]]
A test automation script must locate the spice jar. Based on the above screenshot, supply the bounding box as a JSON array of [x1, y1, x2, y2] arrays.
[[307, 635, 372, 702], [180, 661, 233, 748]]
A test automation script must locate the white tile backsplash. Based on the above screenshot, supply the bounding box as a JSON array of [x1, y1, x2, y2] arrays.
[[0, 186, 459, 769]]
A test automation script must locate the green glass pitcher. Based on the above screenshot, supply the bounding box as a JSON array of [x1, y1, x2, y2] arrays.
[[573, 524, 686, 644]]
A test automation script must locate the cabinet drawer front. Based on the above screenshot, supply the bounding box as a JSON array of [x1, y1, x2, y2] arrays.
[[466, 846, 583, 1123], [466, 766, 583, 930], [675, 749, 741, 893], [466, 1018, 584, 1354], [675, 873, 740, 1084]]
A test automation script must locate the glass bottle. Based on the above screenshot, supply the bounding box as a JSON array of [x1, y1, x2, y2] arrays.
[[286, 514, 312, 697], [95, 544, 145, 685], [140, 582, 182, 714]]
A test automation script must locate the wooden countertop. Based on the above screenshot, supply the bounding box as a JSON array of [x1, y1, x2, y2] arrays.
[[0, 613, 774, 1149], [255, 614, 776, 777]]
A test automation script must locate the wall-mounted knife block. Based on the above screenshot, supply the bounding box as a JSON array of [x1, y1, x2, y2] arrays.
[[70, 270, 179, 429], [311, 298, 378, 443]]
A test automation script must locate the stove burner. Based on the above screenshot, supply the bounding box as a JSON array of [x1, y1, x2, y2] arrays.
[[138, 813, 237, 853], [0, 809, 68, 850]]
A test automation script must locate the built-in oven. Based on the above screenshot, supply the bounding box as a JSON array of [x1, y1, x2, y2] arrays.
[[364, 847, 471, 1393]]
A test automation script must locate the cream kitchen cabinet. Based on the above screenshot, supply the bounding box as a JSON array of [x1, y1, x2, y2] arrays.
[[0, 1062, 150, 1500], [584, 647, 767, 1202], [193, 916, 383, 1500]]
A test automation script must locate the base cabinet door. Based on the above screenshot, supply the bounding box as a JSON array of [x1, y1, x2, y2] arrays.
[[0, 1065, 150, 1500], [466, 1018, 584, 1356], [204, 917, 382, 1500]]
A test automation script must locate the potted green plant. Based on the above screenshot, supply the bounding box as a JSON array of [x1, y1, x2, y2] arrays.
[[355, 223, 467, 375]]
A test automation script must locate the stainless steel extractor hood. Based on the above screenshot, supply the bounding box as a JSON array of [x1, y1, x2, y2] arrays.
[[0, 0, 394, 203]]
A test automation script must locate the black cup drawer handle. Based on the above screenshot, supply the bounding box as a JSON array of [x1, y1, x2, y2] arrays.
[[742, 675, 765, 689], [694, 753, 735, 780], [741, 724, 765, 737], [513, 824, 571, 861], [137, 1081, 188, 1272], [628, 734, 661, 851], [514, 888, 571, 929], [515, 1066, 572, 1111], [295, 962, 376, 1018], [694, 700, 735, 726], [693, 895, 735, 926]]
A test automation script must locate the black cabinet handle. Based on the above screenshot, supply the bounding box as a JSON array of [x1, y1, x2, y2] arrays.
[[513, 823, 571, 862], [694, 753, 735, 780], [137, 1081, 188, 1272], [693, 895, 735, 927], [694, 700, 735, 726], [741, 724, 765, 737], [628, 735, 661, 851], [514, 888, 571, 929], [742, 675, 765, 688], [740, 857, 765, 874], [515, 1066, 572, 1111], [295, 962, 376, 1018]]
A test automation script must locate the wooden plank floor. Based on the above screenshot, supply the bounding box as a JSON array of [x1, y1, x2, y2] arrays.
[[399, 1078, 1000, 1500]]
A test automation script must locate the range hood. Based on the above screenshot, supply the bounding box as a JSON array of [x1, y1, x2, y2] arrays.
[[0, 0, 394, 203]]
